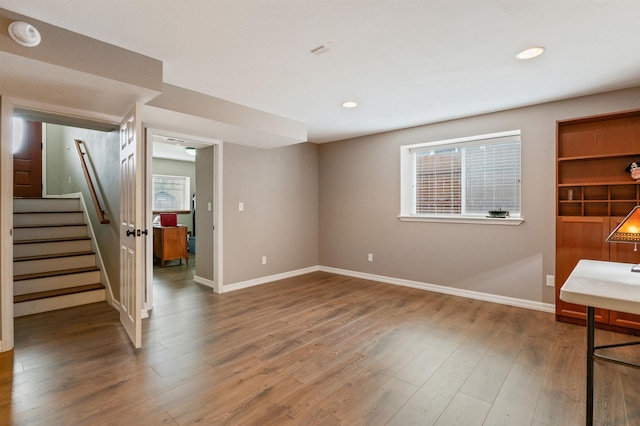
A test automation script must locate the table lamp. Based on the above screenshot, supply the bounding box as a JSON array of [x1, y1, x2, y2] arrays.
[[606, 205, 640, 272]]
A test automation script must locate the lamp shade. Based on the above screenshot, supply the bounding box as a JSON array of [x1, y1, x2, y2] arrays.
[[607, 206, 640, 243]]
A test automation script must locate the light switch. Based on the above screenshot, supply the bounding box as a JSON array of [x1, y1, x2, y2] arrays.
[[239, 202, 244, 212]]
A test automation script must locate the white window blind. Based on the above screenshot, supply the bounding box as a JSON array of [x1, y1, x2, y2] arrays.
[[406, 131, 521, 218], [463, 142, 520, 215], [414, 148, 462, 214], [153, 174, 190, 211]]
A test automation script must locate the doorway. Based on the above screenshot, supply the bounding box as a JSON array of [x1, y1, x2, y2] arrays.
[[144, 129, 221, 316], [13, 118, 43, 198]]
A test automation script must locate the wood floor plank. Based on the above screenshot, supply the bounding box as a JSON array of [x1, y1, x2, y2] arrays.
[[337, 376, 417, 426], [483, 361, 546, 426], [533, 344, 585, 425], [387, 346, 484, 425], [458, 351, 516, 404], [400, 336, 462, 383], [434, 392, 492, 426], [4, 263, 640, 425]]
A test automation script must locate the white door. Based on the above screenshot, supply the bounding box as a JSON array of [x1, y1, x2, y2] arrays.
[[119, 104, 144, 348], [0, 97, 15, 352]]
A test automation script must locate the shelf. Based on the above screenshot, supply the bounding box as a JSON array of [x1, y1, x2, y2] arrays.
[[558, 157, 637, 185], [558, 203, 582, 216], [558, 182, 638, 187], [584, 203, 608, 216], [558, 153, 640, 162], [557, 110, 640, 159], [612, 203, 637, 217]]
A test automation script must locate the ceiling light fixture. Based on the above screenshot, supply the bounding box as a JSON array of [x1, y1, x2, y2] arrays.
[[341, 101, 358, 108], [185, 147, 196, 156], [8, 21, 41, 47], [516, 46, 545, 60]]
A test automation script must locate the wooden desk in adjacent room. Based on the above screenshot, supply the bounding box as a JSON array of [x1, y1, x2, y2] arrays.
[[560, 259, 640, 426], [153, 225, 188, 267]]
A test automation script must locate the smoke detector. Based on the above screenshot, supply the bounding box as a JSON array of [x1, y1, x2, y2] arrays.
[[8, 21, 41, 47]]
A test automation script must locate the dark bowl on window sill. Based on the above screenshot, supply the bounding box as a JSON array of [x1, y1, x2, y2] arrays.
[[488, 210, 510, 218]]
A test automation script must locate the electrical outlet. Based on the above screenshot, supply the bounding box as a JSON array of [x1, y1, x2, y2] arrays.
[[546, 275, 555, 287], [368, 253, 373, 262], [262, 256, 267, 265]]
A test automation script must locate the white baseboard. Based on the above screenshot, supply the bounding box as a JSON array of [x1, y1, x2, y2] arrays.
[[222, 266, 321, 293], [194, 275, 219, 293], [110, 298, 121, 312], [219, 264, 554, 313], [319, 266, 555, 314]]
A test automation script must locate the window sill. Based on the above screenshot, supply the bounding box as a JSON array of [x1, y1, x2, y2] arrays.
[[153, 210, 191, 215], [397, 215, 524, 225]]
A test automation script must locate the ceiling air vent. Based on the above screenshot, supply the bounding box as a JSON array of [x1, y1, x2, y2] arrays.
[[310, 45, 330, 56]]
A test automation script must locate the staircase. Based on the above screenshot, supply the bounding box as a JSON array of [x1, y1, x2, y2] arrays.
[[13, 198, 106, 317]]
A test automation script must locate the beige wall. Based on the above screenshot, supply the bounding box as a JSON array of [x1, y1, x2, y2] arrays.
[[319, 87, 640, 305], [195, 146, 215, 282], [223, 142, 319, 285], [45, 124, 121, 300]]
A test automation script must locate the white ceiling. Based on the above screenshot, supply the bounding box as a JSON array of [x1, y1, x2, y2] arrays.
[[152, 135, 211, 163], [1, 0, 639, 144]]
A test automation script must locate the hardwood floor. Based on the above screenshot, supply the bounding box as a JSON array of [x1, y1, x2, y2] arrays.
[[2, 260, 640, 425]]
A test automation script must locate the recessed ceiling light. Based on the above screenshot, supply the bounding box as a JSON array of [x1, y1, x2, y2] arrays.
[[341, 101, 358, 108], [516, 46, 545, 60]]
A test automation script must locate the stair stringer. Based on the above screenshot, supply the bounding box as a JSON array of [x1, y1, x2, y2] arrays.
[[58, 193, 118, 311]]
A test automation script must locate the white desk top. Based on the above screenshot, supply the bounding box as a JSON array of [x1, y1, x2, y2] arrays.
[[560, 260, 640, 315]]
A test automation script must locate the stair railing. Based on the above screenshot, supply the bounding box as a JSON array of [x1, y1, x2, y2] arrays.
[[74, 139, 110, 224]]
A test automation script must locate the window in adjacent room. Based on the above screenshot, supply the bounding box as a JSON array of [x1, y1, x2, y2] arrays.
[[152, 174, 191, 212], [399, 130, 523, 224]]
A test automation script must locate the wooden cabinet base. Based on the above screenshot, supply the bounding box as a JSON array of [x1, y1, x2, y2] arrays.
[[153, 226, 188, 267], [557, 315, 640, 337]]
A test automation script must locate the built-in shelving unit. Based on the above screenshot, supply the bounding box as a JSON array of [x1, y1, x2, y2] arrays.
[[556, 108, 640, 333], [557, 109, 640, 218]]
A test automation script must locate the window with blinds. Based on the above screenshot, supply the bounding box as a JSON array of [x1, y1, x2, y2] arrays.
[[153, 174, 191, 212], [402, 131, 521, 219]]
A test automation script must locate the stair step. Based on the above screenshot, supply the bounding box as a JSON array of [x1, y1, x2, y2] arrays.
[[14, 266, 100, 281], [14, 288, 106, 317], [14, 197, 81, 213], [13, 198, 82, 213], [14, 252, 96, 276], [14, 267, 101, 296], [13, 224, 88, 241], [14, 236, 92, 245], [12, 197, 105, 316], [13, 237, 92, 258], [14, 211, 85, 226], [14, 250, 94, 262], [14, 283, 105, 303]]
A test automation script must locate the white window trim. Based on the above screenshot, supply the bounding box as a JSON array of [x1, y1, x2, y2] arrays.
[[399, 130, 524, 225]]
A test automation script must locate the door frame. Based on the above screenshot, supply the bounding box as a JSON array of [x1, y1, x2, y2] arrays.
[[1, 97, 15, 351], [145, 128, 223, 310], [0, 96, 134, 352]]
